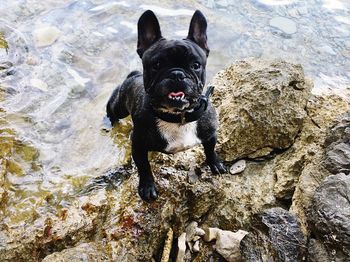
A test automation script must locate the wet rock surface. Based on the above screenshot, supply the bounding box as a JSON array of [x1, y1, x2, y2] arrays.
[[1, 59, 350, 261]]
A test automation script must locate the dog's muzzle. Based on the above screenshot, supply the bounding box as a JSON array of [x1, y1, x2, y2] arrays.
[[151, 85, 214, 124]]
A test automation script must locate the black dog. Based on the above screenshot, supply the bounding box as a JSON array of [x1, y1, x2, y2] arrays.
[[107, 10, 226, 202]]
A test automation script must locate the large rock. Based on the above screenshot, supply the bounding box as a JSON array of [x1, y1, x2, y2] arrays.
[[324, 111, 350, 175], [290, 95, 350, 233], [211, 58, 312, 161], [308, 173, 350, 261], [241, 207, 306, 262], [0, 167, 226, 261]]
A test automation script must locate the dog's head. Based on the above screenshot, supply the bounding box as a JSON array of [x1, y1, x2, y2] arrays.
[[137, 10, 209, 113]]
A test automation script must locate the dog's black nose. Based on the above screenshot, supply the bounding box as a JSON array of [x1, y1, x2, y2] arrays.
[[169, 70, 186, 81]]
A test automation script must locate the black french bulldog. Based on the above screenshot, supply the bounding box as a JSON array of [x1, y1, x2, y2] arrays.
[[106, 10, 226, 202]]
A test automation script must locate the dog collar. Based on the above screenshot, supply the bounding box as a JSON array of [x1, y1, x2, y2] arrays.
[[151, 86, 214, 125]]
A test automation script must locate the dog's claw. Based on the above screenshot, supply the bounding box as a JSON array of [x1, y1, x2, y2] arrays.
[[209, 161, 227, 174], [138, 181, 158, 202]]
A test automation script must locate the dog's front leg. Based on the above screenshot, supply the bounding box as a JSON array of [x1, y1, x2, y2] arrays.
[[203, 135, 227, 174], [131, 136, 158, 202]]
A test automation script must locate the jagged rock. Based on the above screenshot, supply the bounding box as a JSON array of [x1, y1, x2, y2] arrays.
[[205, 160, 277, 229], [241, 207, 306, 262], [307, 238, 331, 262], [0, 165, 225, 261], [214, 229, 248, 262], [193, 240, 200, 253], [161, 228, 173, 262], [308, 173, 350, 261], [185, 221, 205, 243], [211, 58, 312, 161], [176, 233, 187, 262], [203, 227, 221, 242], [324, 111, 350, 175], [41, 242, 109, 261], [290, 94, 350, 233]]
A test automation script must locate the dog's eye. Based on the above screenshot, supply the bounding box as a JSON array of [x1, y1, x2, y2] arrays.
[[191, 62, 201, 70], [152, 61, 161, 71]]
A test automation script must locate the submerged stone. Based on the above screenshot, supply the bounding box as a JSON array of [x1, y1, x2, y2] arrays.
[[0, 32, 8, 50], [33, 26, 61, 47], [269, 16, 297, 35]]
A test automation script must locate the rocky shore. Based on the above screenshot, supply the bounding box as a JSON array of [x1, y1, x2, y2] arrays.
[[1, 58, 350, 261]]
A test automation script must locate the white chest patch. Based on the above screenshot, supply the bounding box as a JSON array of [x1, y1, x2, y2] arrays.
[[157, 120, 201, 153]]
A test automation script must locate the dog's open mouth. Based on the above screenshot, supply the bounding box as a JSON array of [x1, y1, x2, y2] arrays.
[[167, 91, 185, 102]]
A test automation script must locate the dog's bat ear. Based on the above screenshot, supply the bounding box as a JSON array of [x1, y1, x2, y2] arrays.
[[186, 10, 209, 56], [137, 10, 162, 58]]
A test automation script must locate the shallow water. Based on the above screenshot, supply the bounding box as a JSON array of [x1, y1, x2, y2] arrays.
[[0, 0, 349, 225]]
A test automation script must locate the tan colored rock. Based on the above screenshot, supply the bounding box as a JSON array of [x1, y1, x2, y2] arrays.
[[176, 232, 186, 262], [290, 94, 350, 232], [211, 58, 312, 161], [185, 221, 205, 243], [41, 242, 109, 261], [193, 240, 200, 253], [215, 229, 249, 262], [203, 227, 220, 242], [161, 228, 173, 262], [34, 25, 61, 47]]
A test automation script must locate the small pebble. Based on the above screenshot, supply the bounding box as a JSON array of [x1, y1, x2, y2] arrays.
[[176, 233, 186, 262], [188, 170, 199, 184], [26, 56, 39, 65], [203, 227, 220, 242], [30, 78, 48, 91], [229, 160, 246, 175], [193, 241, 200, 252], [34, 25, 61, 47], [193, 235, 201, 242]]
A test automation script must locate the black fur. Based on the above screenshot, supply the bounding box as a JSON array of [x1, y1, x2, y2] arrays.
[[107, 10, 226, 202]]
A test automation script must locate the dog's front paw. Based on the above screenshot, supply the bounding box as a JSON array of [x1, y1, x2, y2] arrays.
[[138, 181, 158, 202], [208, 160, 227, 174]]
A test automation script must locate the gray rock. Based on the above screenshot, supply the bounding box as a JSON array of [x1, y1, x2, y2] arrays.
[[229, 159, 246, 175], [308, 173, 350, 261], [324, 112, 350, 175], [307, 238, 331, 262], [241, 207, 306, 262]]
